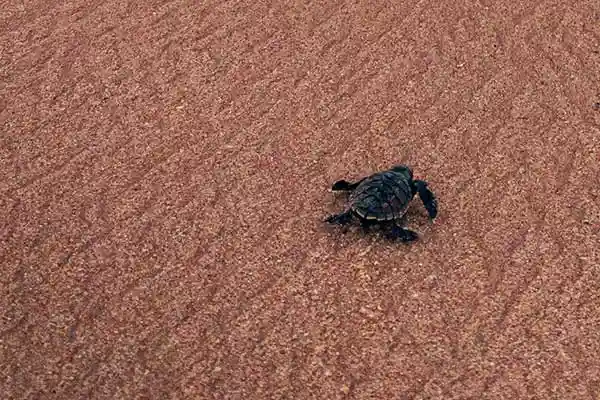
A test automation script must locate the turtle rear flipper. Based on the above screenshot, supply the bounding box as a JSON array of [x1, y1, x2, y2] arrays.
[[414, 179, 438, 219], [386, 225, 419, 242], [331, 178, 365, 192], [324, 210, 353, 225]]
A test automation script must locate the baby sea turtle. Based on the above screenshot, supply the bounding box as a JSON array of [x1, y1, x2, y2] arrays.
[[324, 164, 438, 242]]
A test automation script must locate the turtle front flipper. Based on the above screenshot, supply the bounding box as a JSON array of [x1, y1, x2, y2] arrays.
[[414, 179, 438, 219], [324, 210, 353, 225], [386, 225, 419, 242], [331, 178, 365, 192]]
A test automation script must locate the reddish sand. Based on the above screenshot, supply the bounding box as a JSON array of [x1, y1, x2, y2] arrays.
[[2, 1, 600, 399]]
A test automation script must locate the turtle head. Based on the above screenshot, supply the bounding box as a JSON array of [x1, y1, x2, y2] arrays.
[[390, 164, 413, 180]]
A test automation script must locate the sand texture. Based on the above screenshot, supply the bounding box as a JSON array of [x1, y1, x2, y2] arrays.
[[2, 1, 600, 399]]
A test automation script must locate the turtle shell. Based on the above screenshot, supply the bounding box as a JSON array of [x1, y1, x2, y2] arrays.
[[348, 170, 414, 221]]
